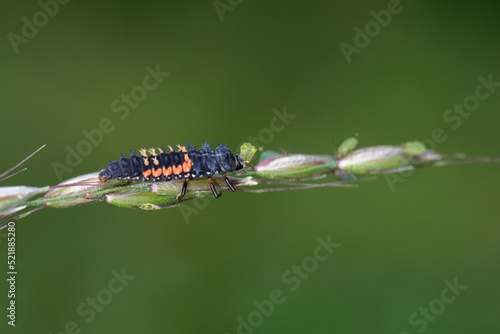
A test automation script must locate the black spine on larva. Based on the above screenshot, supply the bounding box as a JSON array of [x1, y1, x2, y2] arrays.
[[214, 144, 236, 174], [129, 151, 142, 180], [118, 154, 132, 180], [162, 150, 173, 181], [199, 142, 218, 178], [170, 148, 183, 180], [147, 154, 157, 180], [186, 144, 202, 180], [156, 149, 167, 182]]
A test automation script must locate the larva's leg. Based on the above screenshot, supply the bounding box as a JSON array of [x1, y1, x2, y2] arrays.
[[176, 181, 188, 201], [208, 178, 220, 199], [222, 175, 236, 192]]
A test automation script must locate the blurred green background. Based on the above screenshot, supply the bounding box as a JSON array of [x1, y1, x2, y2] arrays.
[[1, 0, 500, 333]]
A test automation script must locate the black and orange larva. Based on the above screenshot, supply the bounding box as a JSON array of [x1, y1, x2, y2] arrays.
[[98, 143, 245, 199]]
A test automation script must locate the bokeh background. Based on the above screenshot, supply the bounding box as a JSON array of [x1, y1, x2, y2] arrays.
[[1, 1, 500, 333]]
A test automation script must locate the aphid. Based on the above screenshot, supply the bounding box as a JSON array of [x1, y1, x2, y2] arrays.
[[98, 143, 246, 199]]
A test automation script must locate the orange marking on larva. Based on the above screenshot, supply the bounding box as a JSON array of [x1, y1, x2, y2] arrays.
[[152, 168, 162, 178], [139, 148, 147, 156], [152, 156, 159, 166], [163, 166, 172, 176], [173, 165, 183, 175], [143, 169, 152, 178], [142, 157, 149, 166], [182, 154, 192, 172], [177, 145, 187, 153], [168, 146, 174, 152]]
